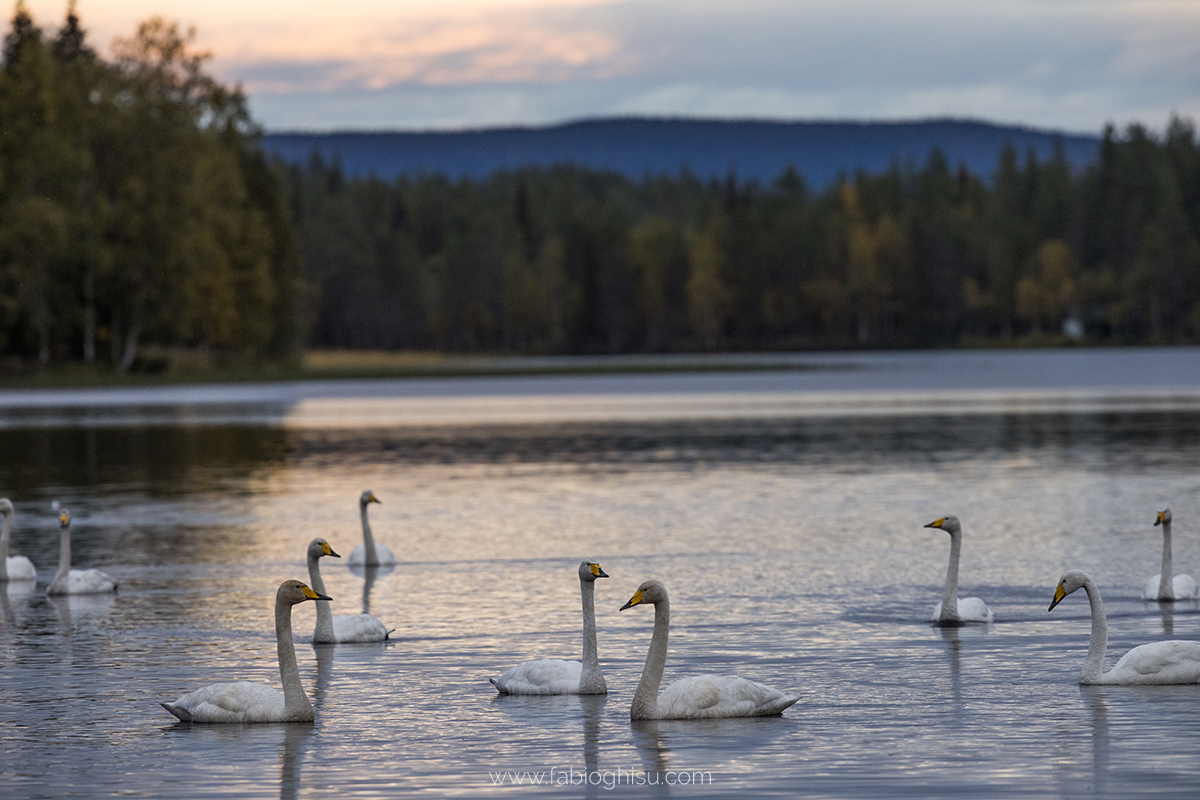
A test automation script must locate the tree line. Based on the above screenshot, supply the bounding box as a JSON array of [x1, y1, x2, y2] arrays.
[[3, 6, 1199, 370]]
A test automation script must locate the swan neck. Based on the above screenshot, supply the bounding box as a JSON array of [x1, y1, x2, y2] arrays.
[[940, 532, 961, 622], [307, 553, 333, 640], [631, 598, 669, 719], [1159, 520, 1174, 599], [578, 577, 604, 691], [0, 509, 11, 580], [360, 503, 377, 563], [276, 595, 313, 720], [53, 528, 72, 585], [1080, 576, 1109, 684]]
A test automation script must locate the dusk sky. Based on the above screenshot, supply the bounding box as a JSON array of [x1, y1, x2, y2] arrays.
[[21, 0, 1200, 134]]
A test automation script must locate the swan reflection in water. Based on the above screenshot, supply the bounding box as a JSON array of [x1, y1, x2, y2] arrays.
[[48, 591, 115, 629], [1081, 687, 1111, 798]]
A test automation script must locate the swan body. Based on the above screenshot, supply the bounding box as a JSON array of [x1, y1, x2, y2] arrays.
[[1049, 569, 1200, 685], [924, 516, 993, 624], [619, 580, 799, 719], [46, 509, 116, 596], [161, 580, 330, 722], [348, 490, 395, 567], [1142, 509, 1198, 601], [491, 561, 609, 695], [0, 499, 36, 582], [306, 538, 392, 643]]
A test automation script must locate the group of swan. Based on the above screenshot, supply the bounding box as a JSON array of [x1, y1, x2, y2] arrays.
[[491, 561, 800, 719], [927, 508, 1200, 686], [1, 499, 116, 595]]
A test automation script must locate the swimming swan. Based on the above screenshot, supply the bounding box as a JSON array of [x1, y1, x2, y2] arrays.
[[1142, 509, 1198, 601], [161, 580, 332, 722], [924, 516, 993, 624], [306, 538, 392, 643], [619, 579, 799, 719], [1049, 569, 1200, 685], [0, 499, 36, 582], [348, 490, 395, 567], [46, 509, 116, 595], [490, 561, 609, 695]]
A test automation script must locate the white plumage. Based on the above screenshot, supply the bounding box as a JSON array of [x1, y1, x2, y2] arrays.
[[924, 515, 993, 624], [620, 579, 799, 719], [491, 561, 609, 695], [347, 490, 396, 567], [46, 509, 116, 596], [1142, 509, 1199, 601], [161, 580, 330, 722], [1050, 569, 1200, 685], [0, 498, 36, 582], [306, 537, 392, 643]]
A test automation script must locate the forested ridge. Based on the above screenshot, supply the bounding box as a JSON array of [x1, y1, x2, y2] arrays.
[[3, 5, 1200, 372]]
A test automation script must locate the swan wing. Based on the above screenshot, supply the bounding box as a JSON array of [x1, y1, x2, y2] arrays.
[[656, 674, 800, 719], [490, 659, 583, 695], [162, 681, 286, 723], [956, 597, 994, 623], [50, 568, 117, 595], [1172, 575, 1199, 599], [331, 613, 391, 642], [1143, 574, 1163, 600], [5, 555, 36, 581], [1107, 641, 1200, 685], [347, 544, 397, 567]]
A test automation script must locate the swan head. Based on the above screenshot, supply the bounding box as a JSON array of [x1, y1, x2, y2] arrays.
[[58, 509, 71, 529], [308, 537, 341, 560], [0, 498, 12, 516], [924, 515, 961, 535], [1048, 569, 1089, 611], [579, 560, 609, 582], [620, 579, 667, 610], [278, 579, 332, 606], [360, 490, 381, 507], [1155, 508, 1172, 526]]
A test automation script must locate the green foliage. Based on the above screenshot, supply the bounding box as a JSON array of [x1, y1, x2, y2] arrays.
[[0, 5, 302, 369]]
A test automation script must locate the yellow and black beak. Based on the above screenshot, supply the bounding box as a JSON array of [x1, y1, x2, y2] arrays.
[[58, 511, 71, 527], [620, 589, 644, 611], [1048, 583, 1067, 612], [590, 563, 609, 579], [322, 541, 341, 558], [924, 518, 945, 529], [368, 493, 381, 505], [1155, 512, 1165, 527], [302, 586, 333, 602]]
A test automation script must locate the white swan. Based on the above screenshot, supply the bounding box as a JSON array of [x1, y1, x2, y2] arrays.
[[1142, 509, 1198, 601], [46, 509, 116, 595], [348, 490, 395, 567], [619, 579, 799, 719], [924, 516, 993, 624], [0, 498, 36, 582], [1050, 569, 1200, 685], [490, 561, 609, 695], [306, 538, 392, 643], [161, 580, 331, 722]]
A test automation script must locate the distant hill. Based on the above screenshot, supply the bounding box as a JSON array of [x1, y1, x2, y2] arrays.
[[260, 117, 1101, 187]]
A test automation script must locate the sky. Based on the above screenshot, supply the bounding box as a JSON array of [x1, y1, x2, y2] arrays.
[[19, 0, 1200, 134]]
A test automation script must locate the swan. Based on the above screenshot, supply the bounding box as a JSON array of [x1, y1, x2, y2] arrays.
[[923, 516, 993, 624], [0, 498, 36, 582], [490, 561, 609, 695], [46, 509, 116, 595], [1142, 509, 1198, 601], [348, 490, 395, 567], [161, 580, 332, 722], [306, 538, 392, 642], [1049, 569, 1200, 684], [619, 579, 799, 719]]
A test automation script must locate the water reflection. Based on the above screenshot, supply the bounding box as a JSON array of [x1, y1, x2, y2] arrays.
[[278, 724, 315, 800], [349, 565, 391, 615], [1081, 687, 1111, 799], [630, 719, 671, 781], [48, 592, 115, 629], [935, 626, 964, 710]]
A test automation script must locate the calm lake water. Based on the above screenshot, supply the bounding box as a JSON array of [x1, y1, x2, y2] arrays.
[[2, 348, 1200, 799]]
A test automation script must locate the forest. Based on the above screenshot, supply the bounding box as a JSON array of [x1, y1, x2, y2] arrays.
[[3, 5, 1200, 371]]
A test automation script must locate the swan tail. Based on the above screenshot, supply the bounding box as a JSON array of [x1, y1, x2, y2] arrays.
[[161, 702, 192, 722]]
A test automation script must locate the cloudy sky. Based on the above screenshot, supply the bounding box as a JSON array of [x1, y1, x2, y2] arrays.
[[22, 0, 1200, 134]]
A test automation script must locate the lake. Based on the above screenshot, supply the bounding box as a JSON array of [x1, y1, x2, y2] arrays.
[[1, 347, 1199, 798]]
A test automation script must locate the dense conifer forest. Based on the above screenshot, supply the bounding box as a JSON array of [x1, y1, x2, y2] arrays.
[[3, 5, 1199, 371]]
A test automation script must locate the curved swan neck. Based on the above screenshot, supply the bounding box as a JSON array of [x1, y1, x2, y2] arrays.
[[1159, 519, 1174, 599], [631, 598, 670, 719], [0, 507, 11, 580], [307, 553, 334, 641], [940, 532, 961, 622], [276, 594, 313, 720], [578, 577, 605, 692], [1079, 575, 1109, 684], [360, 502, 378, 564]]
